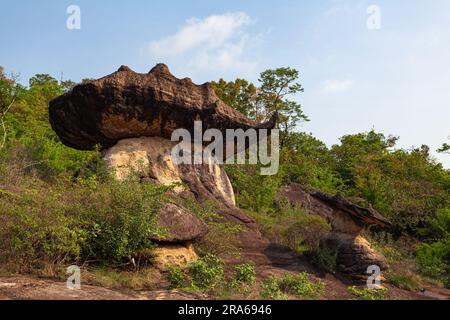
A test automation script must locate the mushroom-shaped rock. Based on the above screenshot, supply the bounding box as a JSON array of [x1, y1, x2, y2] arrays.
[[151, 203, 208, 243], [278, 184, 391, 277], [49, 64, 277, 151]]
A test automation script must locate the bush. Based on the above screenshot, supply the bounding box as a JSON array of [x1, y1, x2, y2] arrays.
[[416, 239, 450, 284], [231, 262, 256, 286], [226, 164, 284, 214], [0, 172, 84, 269], [167, 266, 186, 289], [0, 162, 169, 269], [260, 273, 324, 300], [188, 254, 224, 290], [77, 178, 168, 264], [278, 272, 324, 299], [347, 286, 389, 300]]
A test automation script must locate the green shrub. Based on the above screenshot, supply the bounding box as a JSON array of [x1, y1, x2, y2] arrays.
[[0, 174, 84, 268], [278, 272, 324, 299], [416, 239, 450, 283], [260, 277, 287, 300], [167, 266, 186, 289], [418, 208, 450, 240], [260, 273, 324, 299], [281, 213, 331, 253], [0, 163, 169, 269], [226, 164, 284, 214], [188, 254, 224, 290], [231, 262, 256, 286], [77, 178, 168, 264], [347, 286, 389, 300]]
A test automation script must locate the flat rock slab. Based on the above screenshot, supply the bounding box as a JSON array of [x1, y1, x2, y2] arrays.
[[0, 276, 208, 300]]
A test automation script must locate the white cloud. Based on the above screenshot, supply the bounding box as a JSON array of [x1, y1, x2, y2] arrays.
[[147, 12, 258, 76], [319, 79, 353, 94]]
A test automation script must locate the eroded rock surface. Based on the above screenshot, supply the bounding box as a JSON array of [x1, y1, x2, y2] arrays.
[[49, 64, 277, 151], [102, 136, 236, 207], [153, 203, 208, 243]]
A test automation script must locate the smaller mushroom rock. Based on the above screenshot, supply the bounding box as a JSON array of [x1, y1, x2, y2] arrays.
[[278, 184, 391, 276]]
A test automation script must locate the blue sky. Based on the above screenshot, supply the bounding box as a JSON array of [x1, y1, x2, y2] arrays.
[[1, 0, 449, 167]]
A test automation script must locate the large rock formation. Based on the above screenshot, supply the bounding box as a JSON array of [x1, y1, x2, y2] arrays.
[[49, 64, 277, 151], [279, 184, 390, 276], [48, 64, 270, 269]]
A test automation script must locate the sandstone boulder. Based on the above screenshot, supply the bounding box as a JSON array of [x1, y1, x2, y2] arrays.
[[150, 243, 199, 271], [319, 233, 388, 276], [153, 203, 208, 243]]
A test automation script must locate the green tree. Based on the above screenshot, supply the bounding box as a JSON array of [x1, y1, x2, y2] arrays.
[[211, 78, 257, 117], [258, 67, 308, 133], [61, 80, 77, 93], [438, 142, 450, 154], [29, 74, 62, 103], [212, 67, 308, 137]]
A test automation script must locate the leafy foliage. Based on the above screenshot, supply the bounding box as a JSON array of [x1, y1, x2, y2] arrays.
[[188, 254, 225, 290], [212, 67, 308, 139], [231, 262, 256, 286], [0, 161, 168, 268], [250, 204, 331, 254], [278, 272, 324, 299], [261, 273, 324, 299], [260, 277, 288, 300], [347, 286, 390, 300], [167, 266, 186, 289]]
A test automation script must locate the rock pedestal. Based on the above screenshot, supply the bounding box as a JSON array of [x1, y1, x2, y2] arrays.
[[102, 136, 236, 207]]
